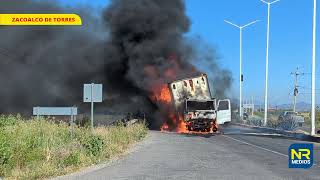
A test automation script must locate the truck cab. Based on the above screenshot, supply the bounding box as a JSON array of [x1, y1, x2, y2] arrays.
[[184, 99, 217, 132], [168, 74, 232, 132]]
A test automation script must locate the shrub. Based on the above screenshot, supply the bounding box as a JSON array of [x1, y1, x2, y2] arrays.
[[82, 135, 104, 156], [266, 119, 279, 129], [277, 117, 298, 131], [246, 118, 263, 126]]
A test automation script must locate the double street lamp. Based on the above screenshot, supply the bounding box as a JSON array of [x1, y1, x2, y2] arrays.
[[224, 20, 259, 119], [225, 0, 317, 135]]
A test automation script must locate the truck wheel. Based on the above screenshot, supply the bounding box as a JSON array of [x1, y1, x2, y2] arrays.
[[211, 124, 218, 132]]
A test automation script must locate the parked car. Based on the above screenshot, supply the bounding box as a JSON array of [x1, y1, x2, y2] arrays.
[[278, 111, 305, 127]]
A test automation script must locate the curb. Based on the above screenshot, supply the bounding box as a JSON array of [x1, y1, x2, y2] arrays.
[[232, 123, 320, 143]]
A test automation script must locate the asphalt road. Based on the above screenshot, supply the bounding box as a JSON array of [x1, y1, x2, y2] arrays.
[[60, 125, 320, 180]]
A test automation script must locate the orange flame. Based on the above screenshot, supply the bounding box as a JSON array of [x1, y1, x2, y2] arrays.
[[153, 83, 214, 134], [176, 115, 188, 133], [151, 85, 172, 104], [145, 56, 215, 134], [160, 122, 169, 131]]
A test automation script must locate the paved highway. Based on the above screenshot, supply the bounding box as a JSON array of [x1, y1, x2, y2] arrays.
[[60, 125, 320, 180]]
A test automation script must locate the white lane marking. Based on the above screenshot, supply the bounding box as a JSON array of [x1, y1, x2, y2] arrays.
[[223, 135, 319, 167], [222, 135, 288, 157], [223, 133, 283, 136]]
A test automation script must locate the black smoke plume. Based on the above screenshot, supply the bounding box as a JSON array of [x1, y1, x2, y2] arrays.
[[0, 0, 232, 128]]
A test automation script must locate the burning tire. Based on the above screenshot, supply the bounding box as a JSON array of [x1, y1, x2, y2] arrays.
[[211, 122, 218, 132], [187, 125, 192, 131]]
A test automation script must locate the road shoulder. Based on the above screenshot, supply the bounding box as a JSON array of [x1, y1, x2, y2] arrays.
[[53, 132, 152, 180]]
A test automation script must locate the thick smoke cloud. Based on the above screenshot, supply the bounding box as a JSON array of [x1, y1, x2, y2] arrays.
[[0, 0, 105, 113], [188, 37, 232, 99], [0, 0, 232, 128]]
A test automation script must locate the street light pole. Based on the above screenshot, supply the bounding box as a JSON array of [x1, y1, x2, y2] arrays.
[[261, 0, 280, 126], [240, 28, 243, 119], [311, 0, 317, 135], [224, 20, 259, 120]]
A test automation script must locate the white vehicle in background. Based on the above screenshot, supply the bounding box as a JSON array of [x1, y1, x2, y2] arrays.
[[168, 74, 231, 132], [278, 111, 305, 127]]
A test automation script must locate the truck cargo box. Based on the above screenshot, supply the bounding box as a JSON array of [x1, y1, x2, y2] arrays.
[[168, 74, 212, 110]]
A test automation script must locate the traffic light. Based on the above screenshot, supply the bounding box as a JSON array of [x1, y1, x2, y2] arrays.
[[294, 87, 298, 96]]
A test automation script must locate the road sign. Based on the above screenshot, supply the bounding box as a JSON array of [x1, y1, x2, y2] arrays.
[[83, 83, 103, 128], [33, 107, 77, 135], [83, 84, 103, 102], [33, 107, 78, 116]]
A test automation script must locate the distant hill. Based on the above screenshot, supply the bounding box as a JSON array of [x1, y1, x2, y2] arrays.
[[232, 99, 316, 112], [276, 102, 313, 112]]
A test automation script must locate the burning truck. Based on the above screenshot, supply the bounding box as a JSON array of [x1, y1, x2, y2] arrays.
[[161, 74, 231, 133]]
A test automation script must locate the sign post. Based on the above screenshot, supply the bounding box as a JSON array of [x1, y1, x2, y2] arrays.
[[91, 83, 94, 128], [84, 83, 103, 129]]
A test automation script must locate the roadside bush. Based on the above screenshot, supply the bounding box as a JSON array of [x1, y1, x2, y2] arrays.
[[244, 114, 299, 131], [246, 118, 263, 126], [264, 117, 298, 131], [266, 119, 279, 129], [277, 117, 298, 131], [82, 135, 104, 156]]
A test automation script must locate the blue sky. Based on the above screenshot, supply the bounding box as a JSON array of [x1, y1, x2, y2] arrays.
[[58, 0, 320, 106]]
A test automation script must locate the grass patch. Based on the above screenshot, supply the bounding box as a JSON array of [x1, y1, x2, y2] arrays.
[[304, 113, 320, 129], [0, 115, 148, 179]]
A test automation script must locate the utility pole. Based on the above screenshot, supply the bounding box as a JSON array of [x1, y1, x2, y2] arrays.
[[311, 0, 317, 136], [261, 0, 280, 126], [252, 96, 255, 116], [224, 19, 259, 120], [291, 67, 304, 112]]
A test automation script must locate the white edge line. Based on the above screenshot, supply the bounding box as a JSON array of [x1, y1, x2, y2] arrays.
[[223, 135, 288, 157], [223, 135, 318, 166], [223, 132, 283, 136]]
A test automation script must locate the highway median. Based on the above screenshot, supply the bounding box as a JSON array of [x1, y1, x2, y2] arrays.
[[231, 122, 320, 143]]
